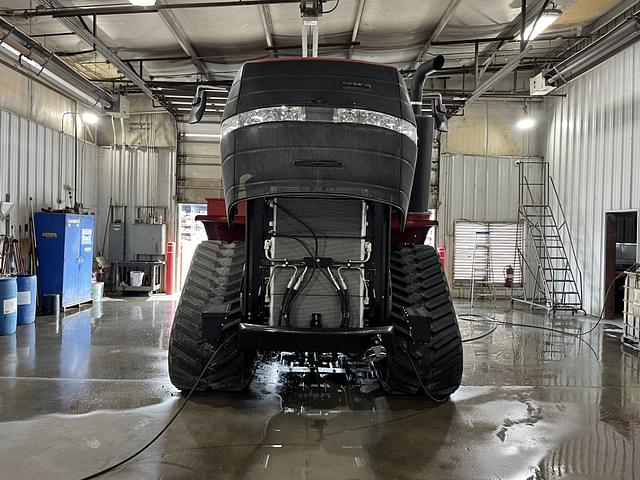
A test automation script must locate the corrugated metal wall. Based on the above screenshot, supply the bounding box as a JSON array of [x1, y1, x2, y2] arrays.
[[438, 154, 543, 297], [0, 107, 99, 236], [95, 147, 176, 260], [544, 43, 640, 315]]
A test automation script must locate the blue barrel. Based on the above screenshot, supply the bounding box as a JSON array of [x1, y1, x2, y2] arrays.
[[16, 275, 37, 325], [0, 276, 18, 335]]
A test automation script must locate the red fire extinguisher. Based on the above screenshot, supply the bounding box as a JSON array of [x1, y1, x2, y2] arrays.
[[437, 246, 446, 269], [504, 265, 514, 288]]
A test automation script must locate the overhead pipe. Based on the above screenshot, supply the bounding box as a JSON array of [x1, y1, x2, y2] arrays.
[[547, 14, 640, 85], [5, 0, 303, 18], [0, 16, 114, 108]]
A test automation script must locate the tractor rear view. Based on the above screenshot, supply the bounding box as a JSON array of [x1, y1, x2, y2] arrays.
[[168, 56, 463, 398]]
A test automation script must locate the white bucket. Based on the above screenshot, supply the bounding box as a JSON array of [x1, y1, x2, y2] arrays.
[[91, 282, 104, 301], [129, 271, 145, 287]]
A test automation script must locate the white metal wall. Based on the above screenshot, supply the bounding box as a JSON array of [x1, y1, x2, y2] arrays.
[[444, 100, 544, 157], [438, 154, 543, 297], [0, 107, 99, 236], [95, 147, 176, 260], [544, 43, 640, 316]]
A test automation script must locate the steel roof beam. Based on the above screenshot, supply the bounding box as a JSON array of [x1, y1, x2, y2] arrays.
[[347, 0, 366, 59], [39, 0, 176, 113], [157, 0, 210, 80], [258, 4, 275, 52], [0, 15, 114, 108], [4, 0, 304, 18], [413, 0, 462, 69], [474, 0, 548, 79], [464, 43, 533, 107], [463, 0, 550, 107]]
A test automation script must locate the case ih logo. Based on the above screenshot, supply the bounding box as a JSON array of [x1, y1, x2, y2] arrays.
[[341, 80, 371, 90]]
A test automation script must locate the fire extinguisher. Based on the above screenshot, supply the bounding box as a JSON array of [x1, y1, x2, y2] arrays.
[[437, 246, 446, 269], [504, 265, 514, 288]]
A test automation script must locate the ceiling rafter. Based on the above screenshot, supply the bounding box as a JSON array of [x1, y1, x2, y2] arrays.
[[258, 4, 276, 54], [157, 0, 211, 80], [38, 0, 177, 114], [412, 0, 462, 69], [347, 0, 366, 59], [2, 0, 304, 18]]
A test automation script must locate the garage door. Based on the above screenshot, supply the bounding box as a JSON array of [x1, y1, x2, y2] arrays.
[[176, 120, 223, 203]]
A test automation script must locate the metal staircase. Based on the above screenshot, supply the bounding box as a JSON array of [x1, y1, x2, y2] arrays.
[[512, 161, 583, 314]]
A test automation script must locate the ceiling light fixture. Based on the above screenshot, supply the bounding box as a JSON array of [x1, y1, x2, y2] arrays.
[[520, 6, 562, 42], [0, 42, 109, 108], [517, 117, 535, 129], [128, 0, 156, 6], [183, 133, 221, 139]]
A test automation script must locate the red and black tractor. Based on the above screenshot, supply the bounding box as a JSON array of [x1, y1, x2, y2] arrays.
[[168, 56, 463, 398]]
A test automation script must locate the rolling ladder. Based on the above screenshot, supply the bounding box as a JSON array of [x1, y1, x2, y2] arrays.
[[512, 161, 583, 314], [470, 230, 496, 307]]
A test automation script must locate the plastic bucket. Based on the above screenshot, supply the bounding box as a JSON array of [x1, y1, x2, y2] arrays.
[[91, 282, 104, 301], [0, 276, 18, 335], [42, 294, 60, 316], [16, 275, 37, 325], [130, 271, 145, 287]]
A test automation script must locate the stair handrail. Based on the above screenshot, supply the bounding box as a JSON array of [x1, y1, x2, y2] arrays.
[[548, 176, 583, 304], [521, 175, 556, 302]]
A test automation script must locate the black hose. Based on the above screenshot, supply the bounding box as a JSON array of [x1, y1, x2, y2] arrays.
[[79, 334, 238, 479], [278, 286, 292, 326], [272, 206, 348, 324]]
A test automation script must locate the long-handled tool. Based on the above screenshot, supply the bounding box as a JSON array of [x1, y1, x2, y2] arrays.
[[29, 197, 41, 310]]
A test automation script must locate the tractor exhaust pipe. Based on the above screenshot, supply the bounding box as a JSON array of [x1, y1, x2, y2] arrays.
[[410, 55, 445, 115], [409, 55, 444, 213]]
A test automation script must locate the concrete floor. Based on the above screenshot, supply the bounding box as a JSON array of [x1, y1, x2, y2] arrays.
[[1, 298, 639, 480]]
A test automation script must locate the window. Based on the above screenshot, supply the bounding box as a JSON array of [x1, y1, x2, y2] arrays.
[[453, 221, 524, 285]]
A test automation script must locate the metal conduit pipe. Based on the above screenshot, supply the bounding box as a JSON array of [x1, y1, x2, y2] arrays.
[[9, 0, 304, 18], [0, 16, 113, 108], [547, 14, 640, 85]]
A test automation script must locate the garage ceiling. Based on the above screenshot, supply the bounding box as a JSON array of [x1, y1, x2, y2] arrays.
[[0, 0, 636, 117]]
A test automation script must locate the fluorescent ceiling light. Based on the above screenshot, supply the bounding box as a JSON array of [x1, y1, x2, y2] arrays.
[[82, 112, 98, 124], [183, 133, 221, 139], [517, 117, 535, 129], [519, 8, 562, 41], [129, 0, 156, 6], [0, 42, 106, 107]]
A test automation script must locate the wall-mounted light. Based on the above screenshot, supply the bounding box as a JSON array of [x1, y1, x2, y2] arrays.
[[520, 5, 562, 41], [517, 117, 535, 129], [129, 0, 156, 6], [82, 112, 99, 125]]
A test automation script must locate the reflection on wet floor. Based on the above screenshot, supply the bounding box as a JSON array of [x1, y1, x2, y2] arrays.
[[0, 298, 639, 479]]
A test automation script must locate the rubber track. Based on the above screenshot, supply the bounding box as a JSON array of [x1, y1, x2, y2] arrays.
[[382, 245, 463, 396], [168, 240, 254, 391]]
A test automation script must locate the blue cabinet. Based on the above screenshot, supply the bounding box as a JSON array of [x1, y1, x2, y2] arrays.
[[34, 213, 95, 308]]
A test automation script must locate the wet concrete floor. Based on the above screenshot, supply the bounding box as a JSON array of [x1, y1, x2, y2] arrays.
[[1, 297, 639, 479]]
